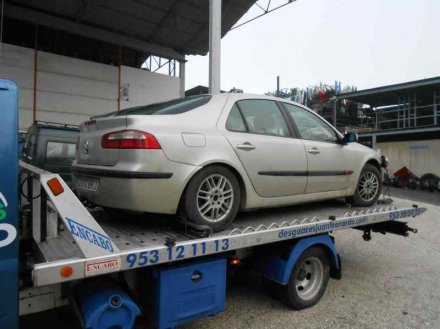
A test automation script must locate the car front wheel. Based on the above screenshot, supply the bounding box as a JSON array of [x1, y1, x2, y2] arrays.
[[183, 166, 241, 232], [349, 164, 382, 207]]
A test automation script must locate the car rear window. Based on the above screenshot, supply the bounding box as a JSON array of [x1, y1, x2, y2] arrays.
[[113, 95, 212, 116], [46, 142, 76, 165]]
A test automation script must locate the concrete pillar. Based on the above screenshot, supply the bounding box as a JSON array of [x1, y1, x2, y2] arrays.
[[179, 59, 186, 98], [209, 0, 221, 94]]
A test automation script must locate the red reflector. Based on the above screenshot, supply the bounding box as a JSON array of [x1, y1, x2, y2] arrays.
[[60, 266, 73, 278], [101, 130, 161, 149], [47, 178, 64, 196]]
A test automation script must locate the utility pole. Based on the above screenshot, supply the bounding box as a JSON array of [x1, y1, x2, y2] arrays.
[[276, 76, 280, 96]]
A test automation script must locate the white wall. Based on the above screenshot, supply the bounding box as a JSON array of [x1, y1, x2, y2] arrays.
[[378, 139, 440, 176], [121, 66, 180, 109], [0, 43, 180, 130], [0, 43, 35, 129]]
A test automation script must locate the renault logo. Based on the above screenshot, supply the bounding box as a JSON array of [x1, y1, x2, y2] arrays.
[[84, 140, 90, 154]]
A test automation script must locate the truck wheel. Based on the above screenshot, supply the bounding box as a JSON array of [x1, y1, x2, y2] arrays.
[[284, 247, 330, 309], [183, 166, 240, 232], [348, 164, 382, 206]]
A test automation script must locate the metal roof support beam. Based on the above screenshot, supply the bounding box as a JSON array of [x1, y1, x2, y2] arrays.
[[3, 3, 185, 61], [209, 0, 221, 95]]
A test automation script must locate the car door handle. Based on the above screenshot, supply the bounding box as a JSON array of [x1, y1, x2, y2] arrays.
[[307, 148, 320, 154], [237, 143, 256, 150]]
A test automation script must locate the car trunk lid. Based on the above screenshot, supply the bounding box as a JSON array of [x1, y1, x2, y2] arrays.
[[77, 116, 127, 166]]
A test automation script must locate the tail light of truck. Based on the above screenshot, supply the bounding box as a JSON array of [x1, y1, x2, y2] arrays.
[[101, 130, 161, 149]]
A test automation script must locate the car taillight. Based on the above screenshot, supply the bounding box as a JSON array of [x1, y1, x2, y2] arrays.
[[101, 130, 161, 149]]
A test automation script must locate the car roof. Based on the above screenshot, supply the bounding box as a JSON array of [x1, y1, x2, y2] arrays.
[[33, 121, 80, 131], [208, 93, 305, 107]]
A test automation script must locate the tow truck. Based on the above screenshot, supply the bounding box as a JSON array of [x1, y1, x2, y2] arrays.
[[0, 79, 426, 329]]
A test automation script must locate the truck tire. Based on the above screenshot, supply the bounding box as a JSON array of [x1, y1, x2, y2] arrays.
[[183, 166, 240, 232], [348, 164, 382, 206], [284, 247, 330, 309]]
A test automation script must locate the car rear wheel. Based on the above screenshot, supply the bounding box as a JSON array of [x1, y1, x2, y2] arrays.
[[183, 166, 240, 232], [349, 164, 382, 207]]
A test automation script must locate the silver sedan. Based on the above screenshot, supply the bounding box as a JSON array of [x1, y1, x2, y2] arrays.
[[72, 94, 384, 231]]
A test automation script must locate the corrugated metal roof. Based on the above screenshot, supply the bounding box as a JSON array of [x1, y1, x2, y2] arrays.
[[336, 76, 440, 106], [5, 0, 255, 56]]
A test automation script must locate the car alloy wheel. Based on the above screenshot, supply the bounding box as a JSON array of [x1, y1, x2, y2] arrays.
[[184, 166, 241, 232], [196, 174, 234, 223], [358, 171, 380, 202]]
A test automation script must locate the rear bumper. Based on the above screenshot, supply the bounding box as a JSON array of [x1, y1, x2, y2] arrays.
[[71, 162, 199, 214]]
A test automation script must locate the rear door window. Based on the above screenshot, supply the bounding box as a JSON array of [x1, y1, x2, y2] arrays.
[[46, 142, 76, 165], [237, 100, 290, 137]]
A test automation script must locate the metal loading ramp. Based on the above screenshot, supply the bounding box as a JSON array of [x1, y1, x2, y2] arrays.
[[37, 201, 407, 263]]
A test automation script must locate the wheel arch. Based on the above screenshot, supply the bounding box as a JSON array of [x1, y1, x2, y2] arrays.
[[365, 158, 381, 171]]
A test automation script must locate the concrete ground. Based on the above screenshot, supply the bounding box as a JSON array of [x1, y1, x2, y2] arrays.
[[385, 186, 440, 206], [21, 197, 440, 329]]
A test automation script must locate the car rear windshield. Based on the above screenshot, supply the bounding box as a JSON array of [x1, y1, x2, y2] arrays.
[[46, 141, 76, 165], [113, 95, 212, 116]]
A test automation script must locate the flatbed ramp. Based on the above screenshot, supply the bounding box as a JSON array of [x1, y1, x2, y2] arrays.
[[32, 199, 425, 286], [20, 161, 425, 287], [36, 201, 403, 262]]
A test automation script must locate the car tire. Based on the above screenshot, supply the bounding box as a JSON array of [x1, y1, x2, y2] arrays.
[[284, 247, 330, 310], [348, 164, 382, 207], [420, 173, 439, 192], [183, 166, 241, 232]]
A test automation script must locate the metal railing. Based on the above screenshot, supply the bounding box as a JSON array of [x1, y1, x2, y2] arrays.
[[341, 103, 439, 133]]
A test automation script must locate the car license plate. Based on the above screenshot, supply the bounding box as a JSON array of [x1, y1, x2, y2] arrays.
[[76, 176, 99, 192]]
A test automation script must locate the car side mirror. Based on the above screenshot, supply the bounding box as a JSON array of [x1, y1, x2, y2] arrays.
[[342, 132, 358, 144]]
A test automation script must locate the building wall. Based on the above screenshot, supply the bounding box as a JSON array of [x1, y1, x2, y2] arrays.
[[1, 43, 37, 129], [378, 139, 440, 176], [0, 43, 180, 130], [120, 66, 179, 109]]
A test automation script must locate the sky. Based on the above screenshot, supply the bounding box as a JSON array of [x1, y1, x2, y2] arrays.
[[185, 0, 440, 94]]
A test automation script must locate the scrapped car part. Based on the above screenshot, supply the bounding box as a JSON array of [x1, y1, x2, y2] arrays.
[[419, 173, 440, 192]]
